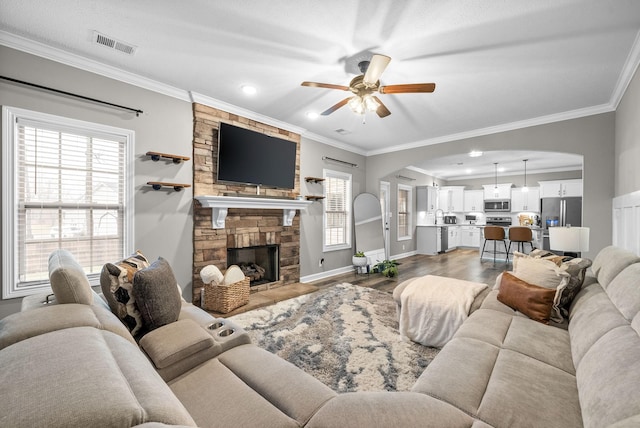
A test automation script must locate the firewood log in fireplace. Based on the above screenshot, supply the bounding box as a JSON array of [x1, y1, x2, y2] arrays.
[[238, 262, 266, 282]]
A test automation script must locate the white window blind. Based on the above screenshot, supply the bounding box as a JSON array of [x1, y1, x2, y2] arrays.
[[397, 184, 412, 240], [323, 169, 352, 251], [2, 107, 134, 298]]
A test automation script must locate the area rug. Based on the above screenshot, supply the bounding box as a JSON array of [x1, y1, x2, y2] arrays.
[[228, 283, 439, 393]]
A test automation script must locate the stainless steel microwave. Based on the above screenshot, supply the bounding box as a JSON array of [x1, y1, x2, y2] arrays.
[[484, 199, 510, 212]]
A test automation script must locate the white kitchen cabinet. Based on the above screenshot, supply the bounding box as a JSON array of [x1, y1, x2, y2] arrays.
[[482, 183, 512, 200], [463, 190, 484, 212], [538, 179, 582, 198], [416, 186, 438, 212], [417, 226, 440, 255], [511, 187, 540, 212], [439, 186, 465, 212], [460, 226, 481, 247], [447, 226, 460, 250]]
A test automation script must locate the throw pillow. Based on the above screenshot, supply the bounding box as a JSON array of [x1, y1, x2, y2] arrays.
[[48, 249, 93, 305], [132, 257, 181, 334], [557, 257, 592, 316], [100, 250, 150, 335], [511, 254, 571, 323], [497, 272, 556, 324]]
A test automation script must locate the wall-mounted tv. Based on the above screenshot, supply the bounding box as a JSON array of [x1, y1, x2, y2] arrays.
[[216, 122, 297, 190]]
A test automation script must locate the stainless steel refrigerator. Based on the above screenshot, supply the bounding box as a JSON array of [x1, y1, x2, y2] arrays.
[[541, 197, 582, 251]]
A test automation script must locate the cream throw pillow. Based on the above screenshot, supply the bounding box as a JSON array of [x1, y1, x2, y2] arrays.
[[512, 254, 570, 323]]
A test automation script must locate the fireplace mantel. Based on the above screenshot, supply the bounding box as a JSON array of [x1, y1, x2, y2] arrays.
[[195, 195, 313, 229]]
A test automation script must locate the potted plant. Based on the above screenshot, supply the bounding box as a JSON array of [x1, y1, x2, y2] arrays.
[[372, 259, 399, 277], [352, 251, 368, 268]]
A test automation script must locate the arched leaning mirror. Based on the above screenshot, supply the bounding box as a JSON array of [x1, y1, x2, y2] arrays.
[[353, 192, 386, 265]]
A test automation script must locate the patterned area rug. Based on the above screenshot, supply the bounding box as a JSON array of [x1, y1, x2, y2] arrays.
[[228, 283, 440, 392]]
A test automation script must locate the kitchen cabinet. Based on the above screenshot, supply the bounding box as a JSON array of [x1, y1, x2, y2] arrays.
[[463, 190, 484, 212], [439, 186, 465, 212], [448, 226, 460, 250], [416, 186, 438, 212], [538, 179, 582, 198], [482, 183, 512, 200], [511, 187, 540, 212], [460, 226, 481, 247], [417, 226, 440, 255]]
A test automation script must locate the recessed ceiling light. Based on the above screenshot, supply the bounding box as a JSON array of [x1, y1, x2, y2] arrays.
[[306, 112, 319, 119], [466, 169, 473, 174], [468, 150, 483, 158], [498, 167, 506, 173], [241, 85, 257, 95]]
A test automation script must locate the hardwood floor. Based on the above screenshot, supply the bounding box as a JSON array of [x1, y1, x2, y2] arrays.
[[216, 249, 508, 316], [311, 248, 508, 294]]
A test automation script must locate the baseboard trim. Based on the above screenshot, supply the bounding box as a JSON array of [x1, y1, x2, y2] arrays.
[[300, 251, 417, 283]]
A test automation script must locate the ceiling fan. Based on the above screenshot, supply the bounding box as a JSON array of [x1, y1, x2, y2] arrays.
[[301, 54, 436, 118]]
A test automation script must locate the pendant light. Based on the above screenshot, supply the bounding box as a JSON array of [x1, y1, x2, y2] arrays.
[[522, 159, 529, 193]]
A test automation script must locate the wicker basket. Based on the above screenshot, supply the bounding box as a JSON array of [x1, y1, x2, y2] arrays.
[[203, 276, 250, 313]]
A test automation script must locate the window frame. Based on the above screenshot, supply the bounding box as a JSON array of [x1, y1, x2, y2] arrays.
[[2, 106, 135, 299], [322, 169, 352, 252], [397, 183, 413, 241]]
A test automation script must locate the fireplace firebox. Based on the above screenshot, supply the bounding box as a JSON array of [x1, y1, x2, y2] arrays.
[[227, 244, 279, 287]]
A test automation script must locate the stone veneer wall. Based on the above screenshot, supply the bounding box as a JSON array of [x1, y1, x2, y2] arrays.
[[192, 103, 301, 306]]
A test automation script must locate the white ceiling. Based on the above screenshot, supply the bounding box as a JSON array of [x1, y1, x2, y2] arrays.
[[1, 0, 639, 178]]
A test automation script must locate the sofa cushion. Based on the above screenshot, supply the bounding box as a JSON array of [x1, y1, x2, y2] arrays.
[[497, 272, 556, 324], [590, 245, 640, 289], [0, 327, 196, 428], [133, 257, 181, 333], [604, 263, 640, 321], [48, 249, 93, 305], [100, 250, 150, 335]]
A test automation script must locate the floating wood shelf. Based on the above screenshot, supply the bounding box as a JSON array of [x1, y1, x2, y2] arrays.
[[146, 151, 191, 163], [305, 177, 325, 183], [147, 181, 192, 191], [306, 195, 325, 201]]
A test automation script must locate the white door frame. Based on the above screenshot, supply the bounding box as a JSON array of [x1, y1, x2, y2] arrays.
[[380, 181, 391, 260]]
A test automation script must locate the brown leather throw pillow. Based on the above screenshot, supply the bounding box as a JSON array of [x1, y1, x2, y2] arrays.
[[497, 271, 556, 324]]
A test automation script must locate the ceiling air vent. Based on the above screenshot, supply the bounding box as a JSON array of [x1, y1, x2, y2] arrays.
[[334, 128, 351, 135], [93, 31, 136, 55]]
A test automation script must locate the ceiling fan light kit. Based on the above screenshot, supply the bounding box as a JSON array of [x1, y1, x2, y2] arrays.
[[301, 54, 435, 119]]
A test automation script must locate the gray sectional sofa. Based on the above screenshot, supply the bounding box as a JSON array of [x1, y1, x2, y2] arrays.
[[1, 246, 640, 427]]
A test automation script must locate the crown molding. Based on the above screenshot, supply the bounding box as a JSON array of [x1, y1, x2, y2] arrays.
[[0, 31, 191, 102], [300, 131, 368, 156], [611, 29, 640, 109], [364, 103, 615, 157]]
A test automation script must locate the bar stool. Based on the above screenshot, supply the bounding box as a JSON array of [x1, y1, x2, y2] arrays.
[[481, 226, 509, 263], [507, 226, 534, 256]]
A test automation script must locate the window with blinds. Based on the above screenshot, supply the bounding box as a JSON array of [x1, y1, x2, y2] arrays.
[[2, 107, 134, 299], [323, 169, 352, 251], [397, 184, 412, 240]]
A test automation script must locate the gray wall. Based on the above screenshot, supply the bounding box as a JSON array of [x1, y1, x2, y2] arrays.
[[446, 170, 582, 190], [0, 46, 193, 318], [365, 113, 616, 260], [298, 136, 366, 279], [615, 66, 640, 196]]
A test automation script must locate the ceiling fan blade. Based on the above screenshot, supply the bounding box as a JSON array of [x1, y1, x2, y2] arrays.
[[372, 96, 391, 118], [363, 54, 391, 87], [301, 81, 350, 91], [321, 98, 351, 116], [379, 83, 436, 94]]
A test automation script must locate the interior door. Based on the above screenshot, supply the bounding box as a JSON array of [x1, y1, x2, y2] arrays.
[[380, 181, 391, 260]]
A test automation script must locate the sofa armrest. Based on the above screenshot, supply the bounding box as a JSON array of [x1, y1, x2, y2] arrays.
[[140, 319, 214, 369]]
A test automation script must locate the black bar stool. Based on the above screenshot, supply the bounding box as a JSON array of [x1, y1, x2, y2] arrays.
[[481, 226, 509, 263]]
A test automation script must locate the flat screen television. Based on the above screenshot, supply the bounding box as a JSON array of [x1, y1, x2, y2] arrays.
[[216, 122, 297, 189]]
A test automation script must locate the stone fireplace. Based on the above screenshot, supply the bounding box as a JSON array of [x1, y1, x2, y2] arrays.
[[227, 244, 279, 287], [191, 103, 303, 307]]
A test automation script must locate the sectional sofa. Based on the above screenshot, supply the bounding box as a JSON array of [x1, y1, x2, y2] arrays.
[[1, 246, 639, 427]]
